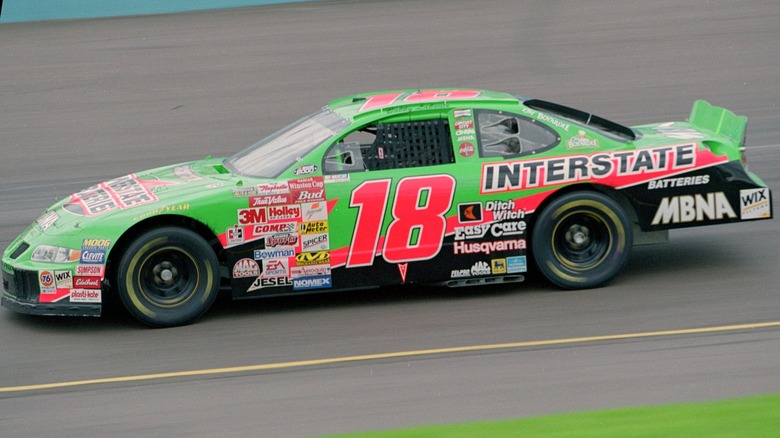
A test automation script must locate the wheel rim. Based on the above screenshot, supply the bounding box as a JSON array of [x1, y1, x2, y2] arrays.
[[137, 247, 199, 307], [551, 210, 612, 270]]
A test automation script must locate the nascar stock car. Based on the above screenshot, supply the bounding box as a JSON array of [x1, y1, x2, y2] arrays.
[[2, 89, 772, 326]]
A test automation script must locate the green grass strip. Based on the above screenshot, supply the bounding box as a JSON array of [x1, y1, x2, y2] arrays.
[[327, 394, 780, 437]]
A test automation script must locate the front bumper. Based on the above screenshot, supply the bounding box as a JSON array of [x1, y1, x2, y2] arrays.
[[2, 266, 101, 317]]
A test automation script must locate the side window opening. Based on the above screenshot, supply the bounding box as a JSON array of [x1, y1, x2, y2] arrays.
[[476, 111, 559, 158], [324, 119, 454, 173]]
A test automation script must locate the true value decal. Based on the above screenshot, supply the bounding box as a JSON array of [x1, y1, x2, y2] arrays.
[[480, 144, 723, 193]]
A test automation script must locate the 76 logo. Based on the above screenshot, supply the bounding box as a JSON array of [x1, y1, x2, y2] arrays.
[[347, 175, 456, 267]]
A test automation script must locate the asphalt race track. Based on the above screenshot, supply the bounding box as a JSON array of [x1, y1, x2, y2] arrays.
[[1, 1, 779, 436]]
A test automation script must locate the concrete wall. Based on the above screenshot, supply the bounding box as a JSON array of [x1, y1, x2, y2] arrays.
[[0, 0, 311, 23]]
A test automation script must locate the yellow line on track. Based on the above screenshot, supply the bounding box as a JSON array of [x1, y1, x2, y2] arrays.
[[3, 320, 779, 393]]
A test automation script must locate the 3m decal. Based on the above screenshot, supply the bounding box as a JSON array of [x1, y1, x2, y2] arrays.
[[740, 188, 770, 219], [481, 144, 705, 193], [651, 192, 736, 225], [347, 175, 456, 267], [238, 207, 267, 225]]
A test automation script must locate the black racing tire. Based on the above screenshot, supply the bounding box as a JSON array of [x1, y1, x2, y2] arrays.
[[531, 191, 632, 289], [117, 227, 220, 327]]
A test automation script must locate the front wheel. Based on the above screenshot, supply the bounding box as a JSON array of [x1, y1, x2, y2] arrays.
[[117, 227, 220, 327], [532, 192, 632, 289]]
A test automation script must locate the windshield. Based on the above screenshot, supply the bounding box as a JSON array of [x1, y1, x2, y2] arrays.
[[225, 108, 349, 178]]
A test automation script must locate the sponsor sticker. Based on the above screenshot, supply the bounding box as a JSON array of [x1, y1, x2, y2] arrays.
[[69, 288, 102, 303], [292, 164, 319, 175], [301, 202, 328, 222], [470, 261, 491, 276], [265, 233, 298, 248], [226, 225, 245, 246], [288, 177, 324, 191], [651, 192, 736, 225], [232, 258, 260, 278], [292, 275, 332, 291], [299, 220, 329, 235], [459, 142, 475, 158], [295, 251, 330, 266], [491, 258, 507, 274], [566, 130, 599, 149], [290, 263, 331, 279], [253, 222, 297, 236], [55, 270, 73, 289], [76, 264, 105, 277], [506, 256, 527, 273], [454, 239, 526, 255], [74, 276, 101, 289], [740, 188, 771, 219], [458, 203, 482, 223], [247, 276, 291, 292], [261, 258, 289, 278], [266, 205, 301, 221], [292, 189, 326, 203], [39, 270, 56, 294], [301, 232, 329, 251], [250, 194, 292, 207], [254, 248, 295, 260], [256, 181, 290, 195]]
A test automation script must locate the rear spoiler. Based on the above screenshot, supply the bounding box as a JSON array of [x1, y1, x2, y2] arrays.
[[688, 100, 747, 145]]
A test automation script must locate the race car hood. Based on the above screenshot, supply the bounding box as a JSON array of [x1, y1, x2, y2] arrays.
[[33, 157, 240, 236]]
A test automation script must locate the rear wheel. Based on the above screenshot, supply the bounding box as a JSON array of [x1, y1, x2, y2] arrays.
[[532, 192, 632, 289], [117, 227, 219, 327]]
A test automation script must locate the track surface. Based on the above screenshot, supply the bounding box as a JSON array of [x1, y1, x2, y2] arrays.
[[1, 1, 779, 436]]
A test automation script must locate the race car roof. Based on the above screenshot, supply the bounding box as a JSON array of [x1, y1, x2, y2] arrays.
[[327, 89, 519, 121]]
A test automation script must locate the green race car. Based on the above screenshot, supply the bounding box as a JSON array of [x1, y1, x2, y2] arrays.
[[2, 89, 772, 326]]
